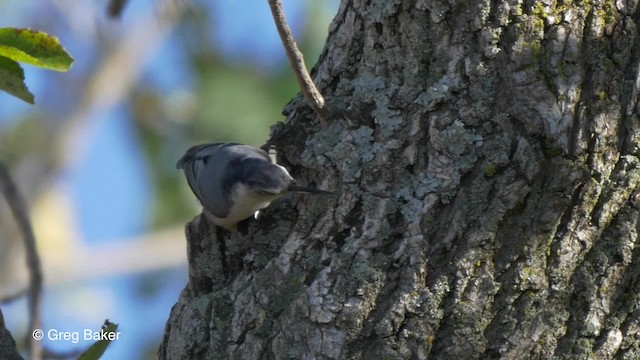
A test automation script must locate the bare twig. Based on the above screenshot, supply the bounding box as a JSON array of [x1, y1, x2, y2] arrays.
[[267, 0, 329, 124], [0, 162, 42, 360]]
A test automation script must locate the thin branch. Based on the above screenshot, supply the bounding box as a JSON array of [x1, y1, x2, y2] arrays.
[[267, 0, 329, 124], [0, 288, 28, 304], [0, 162, 42, 360]]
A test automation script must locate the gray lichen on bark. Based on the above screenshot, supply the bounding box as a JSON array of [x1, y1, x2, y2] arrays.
[[160, 0, 640, 359], [0, 309, 23, 360]]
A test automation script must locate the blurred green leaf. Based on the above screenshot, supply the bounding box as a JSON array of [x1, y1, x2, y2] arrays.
[[0, 27, 74, 71], [77, 320, 119, 360], [0, 55, 34, 104]]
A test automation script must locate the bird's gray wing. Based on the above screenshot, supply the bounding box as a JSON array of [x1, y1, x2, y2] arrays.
[[176, 143, 241, 169], [177, 143, 241, 218], [223, 144, 272, 163], [226, 145, 294, 192]]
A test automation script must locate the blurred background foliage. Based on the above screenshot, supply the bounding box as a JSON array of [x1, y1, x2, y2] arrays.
[[0, 0, 338, 358]]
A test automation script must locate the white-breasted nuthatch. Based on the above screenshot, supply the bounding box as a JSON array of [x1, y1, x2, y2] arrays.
[[176, 143, 332, 231]]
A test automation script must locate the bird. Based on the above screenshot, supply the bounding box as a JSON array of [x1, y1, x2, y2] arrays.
[[176, 143, 332, 231]]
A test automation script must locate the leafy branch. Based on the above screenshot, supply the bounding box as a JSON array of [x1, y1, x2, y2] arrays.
[[0, 27, 74, 104]]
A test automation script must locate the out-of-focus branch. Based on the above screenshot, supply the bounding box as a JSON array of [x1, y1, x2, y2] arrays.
[[267, 0, 328, 124], [43, 227, 186, 286], [52, 0, 185, 171], [107, 0, 129, 18], [0, 288, 28, 304], [0, 162, 42, 360]]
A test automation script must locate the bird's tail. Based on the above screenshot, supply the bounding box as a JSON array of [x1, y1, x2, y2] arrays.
[[175, 146, 198, 169]]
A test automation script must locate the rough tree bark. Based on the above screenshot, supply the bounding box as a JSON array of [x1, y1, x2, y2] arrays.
[[0, 308, 23, 360], [159, 0, 640, 358]]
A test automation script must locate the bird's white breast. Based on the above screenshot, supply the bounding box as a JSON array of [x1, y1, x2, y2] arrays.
[[208, 183, 277, 230]]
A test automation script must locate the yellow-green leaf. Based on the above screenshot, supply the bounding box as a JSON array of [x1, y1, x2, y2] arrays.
[[77, 320, 119, 360], [0, 55, 34, 104], [0, 27, 73, 71]]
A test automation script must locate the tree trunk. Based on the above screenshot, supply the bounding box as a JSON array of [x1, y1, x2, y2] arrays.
[[0, 308, 23, 360], [159, 0, 640, 358]]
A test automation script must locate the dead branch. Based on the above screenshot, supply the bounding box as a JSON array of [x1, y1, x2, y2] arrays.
[[267, 0, 328, 124]]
